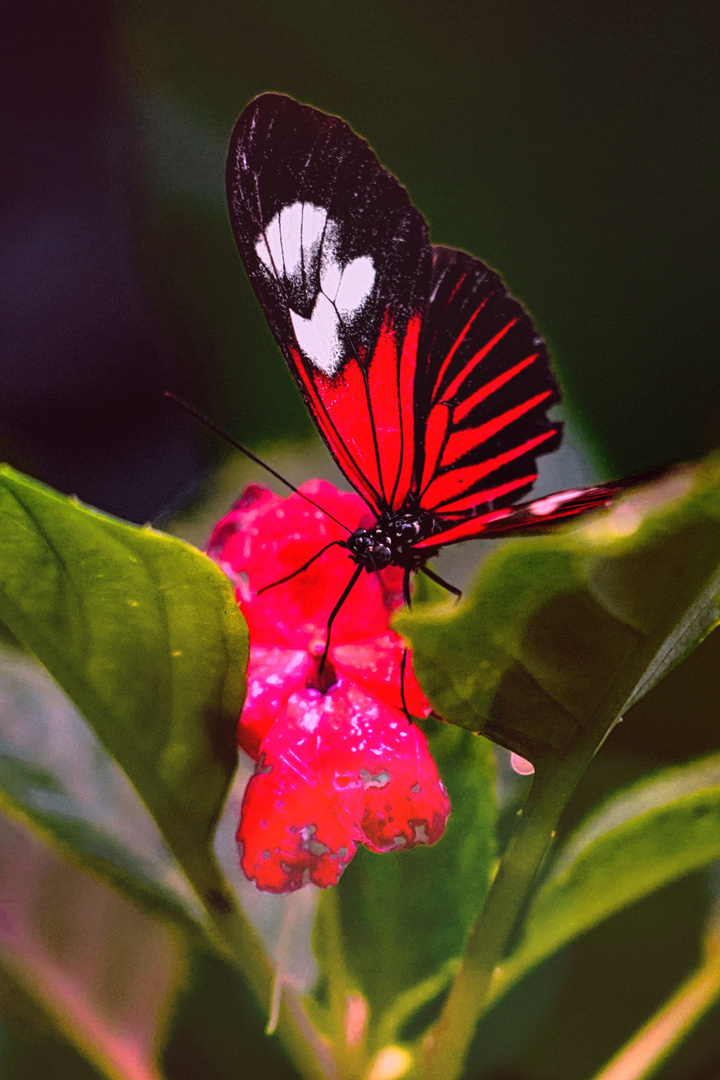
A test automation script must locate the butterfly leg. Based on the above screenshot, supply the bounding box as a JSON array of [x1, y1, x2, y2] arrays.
[[402, 566, 413, 608], [320, 563, 364, 673], [258, 540, 344, 594], [399, 647, 414, 725], [420, 564, 462, 601]]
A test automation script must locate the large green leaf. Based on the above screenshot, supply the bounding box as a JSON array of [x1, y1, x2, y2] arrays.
[[314, 723, 496, 1050], [0, 465, 247, 906], [492, 753, 720, 1006], [399, 458, 720, 763], [0, 647, 203, 930]]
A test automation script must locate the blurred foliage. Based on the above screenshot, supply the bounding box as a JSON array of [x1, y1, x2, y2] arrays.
[[162, 949, 302, 1080]]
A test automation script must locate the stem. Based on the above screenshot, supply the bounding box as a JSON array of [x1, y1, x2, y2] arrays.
[[181, 851, 337, 1080], [419, 723, 608, 1080], [589, 948, 720, 1080], [319, 889, 369, 1080]]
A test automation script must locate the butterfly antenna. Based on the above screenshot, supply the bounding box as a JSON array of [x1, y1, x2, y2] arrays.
[[164, 391, 352, 533], [257, 540, 344, 595], [399, 648, 414, 725]]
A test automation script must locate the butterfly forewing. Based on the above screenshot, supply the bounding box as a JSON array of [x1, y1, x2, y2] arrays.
[[227, 93, 432, 513], [415, 247, 562, 520]]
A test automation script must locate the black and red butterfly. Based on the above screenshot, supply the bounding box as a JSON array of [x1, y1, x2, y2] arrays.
[[226, 93, 631, 608]]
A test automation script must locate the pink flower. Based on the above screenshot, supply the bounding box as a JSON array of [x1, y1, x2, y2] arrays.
[[207, 480, 450, 893]]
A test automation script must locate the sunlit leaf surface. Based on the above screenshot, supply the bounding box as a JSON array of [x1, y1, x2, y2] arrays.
[[0, 466, 248, 907]]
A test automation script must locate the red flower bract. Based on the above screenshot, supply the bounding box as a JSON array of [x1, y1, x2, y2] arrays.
[[207, 480, 450, 892]]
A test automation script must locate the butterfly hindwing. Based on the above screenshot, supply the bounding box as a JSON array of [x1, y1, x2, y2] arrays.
[[227, 93, 432, 512], [414, 478, 636, 549], [415, 247, 562, 520]]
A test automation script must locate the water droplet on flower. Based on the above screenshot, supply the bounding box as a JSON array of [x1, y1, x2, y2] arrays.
[[510, 753, 535, 776]]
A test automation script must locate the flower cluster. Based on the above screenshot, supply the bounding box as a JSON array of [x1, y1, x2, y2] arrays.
[[207, 480, 450, 892]]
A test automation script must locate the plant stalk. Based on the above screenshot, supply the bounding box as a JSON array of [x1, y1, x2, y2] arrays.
[[181, 851, 337, 1080], [419, 723, 609, 1080]]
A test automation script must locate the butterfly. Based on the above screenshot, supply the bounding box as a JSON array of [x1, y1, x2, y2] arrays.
[[226, 93, 632, 611]]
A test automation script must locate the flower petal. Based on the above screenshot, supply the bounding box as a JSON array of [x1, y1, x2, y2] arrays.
[[333, 633, 431, 719], [207, 481, 404, 647], [209, 481, 451, 892], [239, 646, 311, 759]]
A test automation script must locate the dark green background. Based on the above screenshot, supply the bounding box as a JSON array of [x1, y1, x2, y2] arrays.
[[147, 1, 720, 461], [130, 0, 720, 474], [2, 1, 719, 518]]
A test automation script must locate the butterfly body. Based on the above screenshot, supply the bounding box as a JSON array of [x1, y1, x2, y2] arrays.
[[344, 505, 442, 573], [226, 93, 633, 600]]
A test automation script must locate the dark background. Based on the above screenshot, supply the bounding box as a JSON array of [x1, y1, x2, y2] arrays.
[[1, 3, 720, 1078], [2, 0, 719, 522]]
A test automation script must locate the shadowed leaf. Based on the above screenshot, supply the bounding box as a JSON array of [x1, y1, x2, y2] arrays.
[[399, 459, 720, 764], [493, 754, 720, 1004]]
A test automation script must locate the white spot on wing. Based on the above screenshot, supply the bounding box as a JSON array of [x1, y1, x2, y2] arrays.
[[290, 294, 342, 375], [279, 202, 304, 277], [256, 213, 283, 274], [254, 201, 376, 376], [319, 249, 343, 303], [301, 203, 327, 252], [528, 489, 584, 516], [335, 256, 375, 317]]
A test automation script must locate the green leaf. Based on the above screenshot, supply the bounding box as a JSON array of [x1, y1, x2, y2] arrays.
[[0, 465, 247, 907], [162, 948, 303, 1080], [314, 723, 496, 1048], [493, 753, 720, 1006], [0, 647, 203, 930], [398, 458, 720, 763]]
